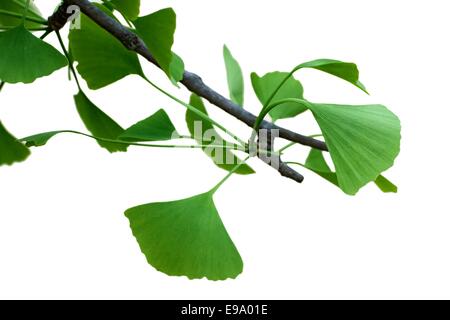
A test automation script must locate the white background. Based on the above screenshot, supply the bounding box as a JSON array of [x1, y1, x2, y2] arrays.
[[0, 0, 449, 299]]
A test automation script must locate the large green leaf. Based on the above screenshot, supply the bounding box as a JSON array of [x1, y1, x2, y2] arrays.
[[110, 0, 140, 20], [0, 121, 30, 166], [304, 149, 398, 193], [0, 0, 44, 28], [307, 103, 401, 195], [125, 191, 243, 280], [223, 45, 244, 107], [297, 59, 367, 93], [134, 8, 176, 79], [0, 26, 67, 84], [186, 94, 254, 175], [251, 72, 305, 121], [69, 5, 143, 89], [119, 109, 178, 142], [74, 91, 127, 153]]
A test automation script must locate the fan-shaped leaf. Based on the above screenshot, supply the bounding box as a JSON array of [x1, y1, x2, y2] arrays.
[[186, 94, 255, 175], [69, 5, 143, 89], [74, 91, 127, 153], [0, 121, 30, 166], [223, 45, 244, 106], [125, 191, 243, 280], [307, 103, 401, 195], [134, 8, 176, 79], [251, 72, 305, 121], [0, 26, 67, 84], [119, 109, 178, 142], [111, 0, 140, 20], [297, 59, 367, 93]]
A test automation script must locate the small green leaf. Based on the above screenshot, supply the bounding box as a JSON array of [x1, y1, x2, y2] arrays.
[[0, 121, 30, 166], [186, 94, 254, 175], [223, 45, 244, 106], [22, 131, 64, 147], [134, 8, 176, 79], [69, 5, 143, 89], [297, 59, 367, 93], [125, 191, 243, 280], [374, 175, 398, 193], [251, 72, 305, 121], [119, 109, 178, 142], [304, 149, 397, 193], [74, 91, 127, 153], [304, 149, 339, 186], [0, 0, 44, 28], [0, 26, 67, 84], [110, 0, 140, 20], [307, 103, 401, 195], [169, 52, 185, 84]]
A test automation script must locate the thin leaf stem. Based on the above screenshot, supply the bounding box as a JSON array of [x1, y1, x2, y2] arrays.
[[278, 134, 323, 154], [284, 161, 307, 169], [0, 9, 47, 25], [211, 155, 251, 193], [22, 0, 31, 24], [250, 98, 312, 149], [142, 76, 247, 148], [55, 30, 82, 90], [22, 130, 248, 151], [0, 26, 48, 31]]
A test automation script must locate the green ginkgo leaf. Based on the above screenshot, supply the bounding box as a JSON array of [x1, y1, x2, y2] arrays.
[[74, 91, 128, 153], [304, 149, 398, 193], [69, 4, 143, 89], [119, 109, 178, 142], [186, 94, 255, 175], [297, 59, 368, 93], [251, 72, 305, 121], [0, 0, 44, 28], [134, 8, 176, 79], [169, 52, 185, 84], [125, 191, 243, 280], [223, 45, 244, 106], [374, 175, 398, 193], [0, 26, 68, 84], [307, 103, 401, 195], [0, 121, 30, 166], [111, 0, 140, 20]]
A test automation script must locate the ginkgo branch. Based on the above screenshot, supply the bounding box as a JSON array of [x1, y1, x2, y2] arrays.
[[48, 0, 328, 184]]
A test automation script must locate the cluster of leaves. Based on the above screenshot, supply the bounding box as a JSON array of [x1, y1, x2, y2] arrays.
[[0, 0, 401, 280]]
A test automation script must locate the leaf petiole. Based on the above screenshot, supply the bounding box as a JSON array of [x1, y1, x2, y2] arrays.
[[22, 130, 248, 151], [55, 30, 81, 90], [0, 26, 48, 31], [250, 98, 312, 149], [0, 9, 47, 25], [142, 76, 247, 148], [211, 155, 251, 193]]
